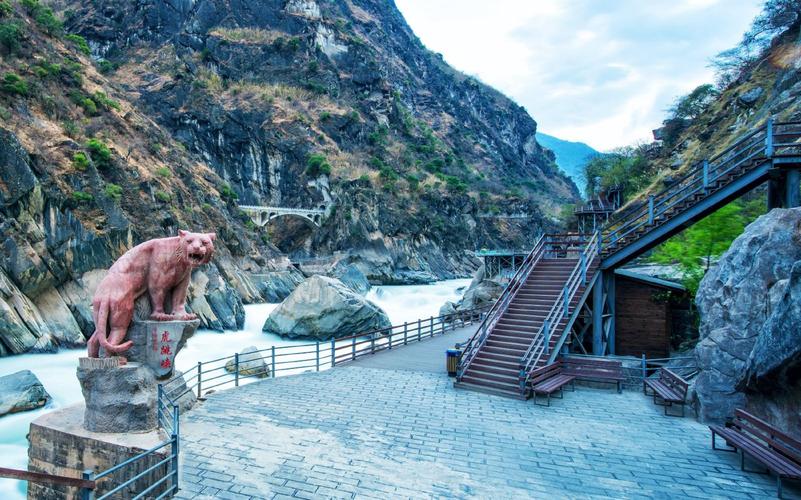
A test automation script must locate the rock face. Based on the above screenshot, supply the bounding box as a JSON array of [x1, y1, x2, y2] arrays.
[[263, 275, 391, 340], [225, 346, 270, 378], [446, 265, 504, 313], [333, 263, 371, 295], [0, 370, 51, 416], [694, 208, 801, 433]]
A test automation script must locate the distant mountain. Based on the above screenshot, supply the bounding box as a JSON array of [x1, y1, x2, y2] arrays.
[[537, 133, 601, 196]]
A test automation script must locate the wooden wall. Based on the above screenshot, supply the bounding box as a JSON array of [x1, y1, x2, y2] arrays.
[[614, 276, 671, 358]]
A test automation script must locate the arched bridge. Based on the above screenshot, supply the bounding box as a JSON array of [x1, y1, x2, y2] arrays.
[[239, 205, 326, 227]]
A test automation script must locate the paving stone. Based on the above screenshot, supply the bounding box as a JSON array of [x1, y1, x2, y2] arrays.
[[176, 351, 793, 499]]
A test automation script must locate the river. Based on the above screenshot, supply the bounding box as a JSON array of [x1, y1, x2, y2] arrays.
[[0, 278, 470, 498]]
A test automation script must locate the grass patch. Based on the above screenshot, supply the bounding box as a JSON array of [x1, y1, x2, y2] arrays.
[[220, 183, 238, 201], [0, 21, 22, 54], [104, 183, 123, 200], [155, 166, 171, 178], [155, 190, 171, 203], [86, 138, 112, 170], [71, 190, 93, 203], [1, 72, 27, 95], [72, 151, 89, 170], [65, 34, 90, 55], [21, 0, 61, 35]]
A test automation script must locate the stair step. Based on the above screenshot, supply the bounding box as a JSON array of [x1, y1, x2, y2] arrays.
[[453, 380, 524, 399], [462, 367, 518, 385], [472, 356, 519, 370], [469, 361, 519, 376]]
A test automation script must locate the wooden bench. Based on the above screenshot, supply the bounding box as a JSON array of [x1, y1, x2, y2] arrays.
[[562, 357, 625, 393], [710, 409, 801, 498], [529, 361, 575, 406], [643, 368, 688, 416]]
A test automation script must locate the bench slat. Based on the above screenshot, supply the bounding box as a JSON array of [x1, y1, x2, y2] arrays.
[[712, 426, 801, 478]]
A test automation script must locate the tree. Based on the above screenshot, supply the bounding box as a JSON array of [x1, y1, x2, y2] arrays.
[[581, 145, 654, 200], [651, 200, 764, 295], [668, 84, 719, 120]]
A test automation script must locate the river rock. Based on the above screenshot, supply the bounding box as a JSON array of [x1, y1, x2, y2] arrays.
[[251, 270, 304, 302], [451, 265, 504, 312], [0, 370, 51, 416], [263, 275, 391, 340], [333, 263, 370, 295], [224, 346, 270, 378], [188, 263, 245, 331], [694, 208, 801, 425]]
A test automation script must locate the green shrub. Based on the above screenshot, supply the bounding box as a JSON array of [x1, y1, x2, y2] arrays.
[[92, 91, 120, 111], [0, 1, 11, 17], [306, 153, 332, 176], [22, 0, 62, 35], [155, 190, 171, 203], [405, 174, 419, 190], [201, 202, 212, 211], [287, 37, 301, 51], [104, 183, 123, 200], [80, 97, 97, 115], [0, 21, 22, 53], [1, 72, 27, 95], [62, 120, 79, 138], [65, 34, 90, 55], [155, 166, 171, 178], [97, 60, 117, 74], [358, 174, 370, 183], [72, 151, 89, 170], [85, 139, 112, 169], [220, 183, 238, 201], [71, 190, 93, 203], [319, 111, 331, 121]]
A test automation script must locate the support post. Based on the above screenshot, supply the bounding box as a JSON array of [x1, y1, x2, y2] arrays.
[[563, 285, 569, 316], [786, 169, 801, 208], [404, 322, 408, 345], [641, 353, 647, 386], [171, 404, 180, 493], [766, 118, 774, 157], [196, 362, 202, 398], [580, 252, 587, 284], [234, 353, 240, 387], [79, 470, 94, 500], [271, 346, 276, 377], [647, 195, 655, 224], [592, 272, 604, 356], [606, 272, 616, 355], [352, 337, 356, 360], [417, 319, 422, 342], [768, 175, 784, 209], [331, 338, 336, 367], [543, 320, 550, 355], [316, 342, 320, 371], [430, 316, 434, 337]]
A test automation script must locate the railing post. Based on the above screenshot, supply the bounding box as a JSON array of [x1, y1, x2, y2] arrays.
[[371, 335, 375, 354], [563, 285, 569, 316], [417, 318, 422, 342], [157, 384, 164, 429], [234, 353, 240, 387], [171, 404, 180, 493], [403, 322, 408, 345], [641, 353, 647, 383], [702, 160, 709, 189], [352, 337, 356, 360], [331, 338, 336, 367], [271, 346, 276, 378], [580, 252, 587, 284], [388, 330, 392, 350], [430, 316, 434, 337], [766, 118, 774, 157], [647, 195, 655, 224], [80, 470, 95, 500], [196, 362, 202, 398], [316, 341, 320, 371], [543, 320, 550, 355]]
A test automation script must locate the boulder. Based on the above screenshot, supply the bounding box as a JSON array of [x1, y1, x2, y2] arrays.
[[737, 87, 764, 107], [263, 275, 391, 340], [452, 265, 504, 312], [0, 370, 51, 416], [439, 301, 457, 317], [224, 346, 270, 378], [333, 263, 370, 295], [694, 208, 801, 425], [252, 270, 304, 302], [188, 263, 245, 331]]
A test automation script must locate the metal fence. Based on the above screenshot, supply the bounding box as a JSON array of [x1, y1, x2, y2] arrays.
[[564, 353, 698, 389], [159, 307, 487, 405]]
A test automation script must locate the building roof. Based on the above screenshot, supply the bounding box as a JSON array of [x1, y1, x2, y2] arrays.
[[614, 268, 686, 292]]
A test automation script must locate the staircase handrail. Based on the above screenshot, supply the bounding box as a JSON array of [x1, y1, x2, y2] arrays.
[[518, 231, 600, 392], [457, 234, 547, 379], [603, 121, 773, 250]]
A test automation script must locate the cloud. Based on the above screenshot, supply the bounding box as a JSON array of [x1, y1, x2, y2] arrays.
[[395, 0, 762, 151]]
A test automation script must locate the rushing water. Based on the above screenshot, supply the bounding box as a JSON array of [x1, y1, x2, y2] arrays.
[[0, 278, 469, 498]]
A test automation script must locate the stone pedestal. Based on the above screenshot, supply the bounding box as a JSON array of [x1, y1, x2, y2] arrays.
[[27, 403, 170, 500], [77, 358, 158, 433]]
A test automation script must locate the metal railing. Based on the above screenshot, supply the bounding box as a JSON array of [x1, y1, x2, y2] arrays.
[[563, 353, 698, 389], [456, 235, 546, 380], [159, 307, 488, 406], [603, 119, 801, 253], [518, 232, 600, 392]]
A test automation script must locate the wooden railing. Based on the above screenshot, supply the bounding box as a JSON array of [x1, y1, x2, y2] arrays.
[[456, 235, 546, 380], [518, 232, 600, 392]]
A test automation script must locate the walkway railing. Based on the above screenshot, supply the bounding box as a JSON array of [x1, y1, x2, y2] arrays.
[[456, 235, 546, 380], [159, 307, 488, 407], [603, 119, 801, 256], [519, 232, 600, 391]]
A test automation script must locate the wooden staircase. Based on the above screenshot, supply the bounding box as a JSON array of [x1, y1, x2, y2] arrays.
[[456, 234, 600, 398]]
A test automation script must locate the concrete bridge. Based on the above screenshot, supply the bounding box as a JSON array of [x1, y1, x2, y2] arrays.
[[239, 205, 326, 227]]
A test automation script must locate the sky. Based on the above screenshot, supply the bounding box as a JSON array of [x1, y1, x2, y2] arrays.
[[394, 0, 764, 151]]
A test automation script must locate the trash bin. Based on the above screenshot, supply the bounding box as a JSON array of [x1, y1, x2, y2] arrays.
[[446, 348, 461, 377]]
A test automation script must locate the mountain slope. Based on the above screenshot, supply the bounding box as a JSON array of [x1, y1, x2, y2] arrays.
[[0, 0, 577, 356], [536, 133, 599, 195]]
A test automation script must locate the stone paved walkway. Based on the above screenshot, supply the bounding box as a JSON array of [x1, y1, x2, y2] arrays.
[[176, 338, 793, 499]]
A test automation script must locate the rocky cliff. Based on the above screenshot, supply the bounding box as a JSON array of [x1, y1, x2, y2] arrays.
[[0, 0, 576, 355], [694, 209, 801, 437]]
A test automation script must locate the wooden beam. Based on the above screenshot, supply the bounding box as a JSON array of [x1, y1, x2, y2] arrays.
[[0, 467, 95, 490]]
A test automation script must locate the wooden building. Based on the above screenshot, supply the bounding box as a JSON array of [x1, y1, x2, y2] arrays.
[[613, 269, 688, 359]]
